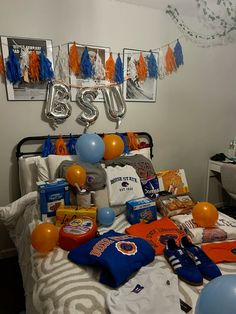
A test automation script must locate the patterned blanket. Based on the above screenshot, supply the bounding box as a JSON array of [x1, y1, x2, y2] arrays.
[[1, 192, 236, 314]]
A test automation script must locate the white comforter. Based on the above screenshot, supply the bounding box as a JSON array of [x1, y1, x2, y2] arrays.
[[1, 192, 236, 314]]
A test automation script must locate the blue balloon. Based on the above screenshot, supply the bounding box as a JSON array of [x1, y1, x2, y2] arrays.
[[195, 275, 236, 314], [75, 133, 104, 164], [97, 207, 115, 226]]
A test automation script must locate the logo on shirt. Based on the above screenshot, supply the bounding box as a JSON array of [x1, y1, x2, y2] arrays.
[[115, 241, 137, 256], [131, 284, 144, 293]]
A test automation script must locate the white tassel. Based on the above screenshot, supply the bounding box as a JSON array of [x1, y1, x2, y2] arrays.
[[20, 46, 29, 82], [54, 46, 69, 82], [157, 49, 166, 80], [127, 55, 137, 81], [93, 51, 105, 80]]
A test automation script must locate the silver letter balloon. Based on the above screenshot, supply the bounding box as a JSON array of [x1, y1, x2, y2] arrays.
[[45, 81, 72, 127], [76, 88, 99, 133], [102, 85, 127, 129]]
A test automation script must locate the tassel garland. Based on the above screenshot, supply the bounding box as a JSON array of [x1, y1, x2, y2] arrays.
[[0, 54, 5, 76], [29, 50, 40, 81], [93, 51, 105, 80], [80, 47, 93, 79], [148, 51, 158, 79], [127, 55, 137, 81], [54, 47, 69, 81], [136, 52, 147, 82], [42, 135, 54, 157], [114, 53, 124, 84], [39, 48, 54, 81], [55, 136, 68, 155], [67, 134, 77, 155], [174, 39, 184, 68], [6, 48, 21, 84], [105, 52, 115, 81], [165, 46, 176, 74], [157, 49, 166, 80], [69, 42, 80, 75], [20, 46, 29, 82]]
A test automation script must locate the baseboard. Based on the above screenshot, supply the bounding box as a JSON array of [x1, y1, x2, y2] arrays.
[[0, 248, 17, 259]]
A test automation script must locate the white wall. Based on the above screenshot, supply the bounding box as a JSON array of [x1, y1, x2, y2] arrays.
[[0, 0, 236, 252]]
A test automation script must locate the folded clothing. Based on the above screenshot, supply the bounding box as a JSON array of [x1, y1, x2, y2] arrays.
[[171, 212, 236, 244], [68, 230, 155, 288], [201, 240, 236, 263], [106, 264, 182, 314], [125, 217, 185, 255], [105, 165, 144, 206]]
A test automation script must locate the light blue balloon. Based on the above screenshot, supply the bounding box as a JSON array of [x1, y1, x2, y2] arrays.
[[97, 207, 115, 226], [195, 275, 236, 314], [75, 133, 104, 164]]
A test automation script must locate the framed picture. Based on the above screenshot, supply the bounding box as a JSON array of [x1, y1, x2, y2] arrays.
[[1, 36, 53, 101], [68, 43, 110, 102], [123, 48, 158, 102]]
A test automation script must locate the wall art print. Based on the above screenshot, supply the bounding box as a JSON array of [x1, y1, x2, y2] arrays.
[[1, 36, 53, 101]]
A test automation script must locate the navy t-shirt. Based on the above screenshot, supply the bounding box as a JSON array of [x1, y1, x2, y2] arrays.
[[68, 230, 155, 288]]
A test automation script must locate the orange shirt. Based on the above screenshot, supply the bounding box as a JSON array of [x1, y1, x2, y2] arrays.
[[125, 217, 185, 255], [201, 241, 236, 263]]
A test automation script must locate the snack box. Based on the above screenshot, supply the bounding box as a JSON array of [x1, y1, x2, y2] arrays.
[[56, 205, 97, 227], [37, 179, 70, 222], [156, 193, 196, 217], [126, 197, 157, 224]]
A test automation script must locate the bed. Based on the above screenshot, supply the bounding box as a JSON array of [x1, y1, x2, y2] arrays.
[[1, 132, 236, 314]]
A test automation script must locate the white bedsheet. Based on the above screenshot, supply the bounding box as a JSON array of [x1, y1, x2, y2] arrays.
[[1, 193, 236, 314]]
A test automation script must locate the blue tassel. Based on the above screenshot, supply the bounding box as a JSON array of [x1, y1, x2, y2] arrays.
[[148, 51, 158, 79], [81, 47, 93, 79], [6, 48, 21, 84], [42, 135, 54, 157], [67, 134, 77, 155], [116, 132, 129, 155], [174, 39, 184, 68], [114, 53, 124, 84], [39, 48, 54, 81]]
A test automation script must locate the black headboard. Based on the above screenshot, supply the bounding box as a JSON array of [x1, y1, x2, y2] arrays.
[[16, 132, 153, 160]]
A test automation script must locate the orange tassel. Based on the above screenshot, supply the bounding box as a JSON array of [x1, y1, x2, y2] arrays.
[[0, 54, 5, 75], [69, 42, 80, 75], [29, 50, 40, 81], [165, 46, 176, 74], [105, 52, 115, 81], [127, 132, 140, 150], [136, 52, 147, 82], [55, 136, 68, 155]]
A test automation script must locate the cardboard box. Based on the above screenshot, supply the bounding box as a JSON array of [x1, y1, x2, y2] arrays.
[[157, 193, 196, 217], [37, 179, 70, 222], [56, 205, 97, 227], [126, 197, 157, 224]]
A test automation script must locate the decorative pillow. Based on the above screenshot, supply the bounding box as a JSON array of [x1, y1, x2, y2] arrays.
[[47, 155, 78, 179], [36, 157, 49, 182], [94, 187, 126, 216], [19, 156, 49, 195], [68, 230, 155, 288]]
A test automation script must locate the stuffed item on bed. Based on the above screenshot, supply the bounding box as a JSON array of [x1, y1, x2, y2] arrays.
[[68, 230, 155, 288]]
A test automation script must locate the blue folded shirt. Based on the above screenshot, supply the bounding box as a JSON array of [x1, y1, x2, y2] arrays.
[[68, 230, 155, 288]]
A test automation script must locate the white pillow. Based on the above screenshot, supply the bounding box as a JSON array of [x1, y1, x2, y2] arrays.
[[94, 187, 126, 216], [19, 156, 49, 195], [47, 155, 78, 179], [36, 157, 50, 181]]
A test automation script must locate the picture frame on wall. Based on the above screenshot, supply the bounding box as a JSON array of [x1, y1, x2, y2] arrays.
[[1, 36, 53, 101], [123, 48, 158, 102], [68, 43, 110, 102]]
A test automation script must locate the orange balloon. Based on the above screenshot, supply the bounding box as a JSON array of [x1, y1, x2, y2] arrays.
[[103, 134, 124, 160], [192, 202, 219, 228], [31, 223, 59, 253], [65, 164, 86, 188]]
